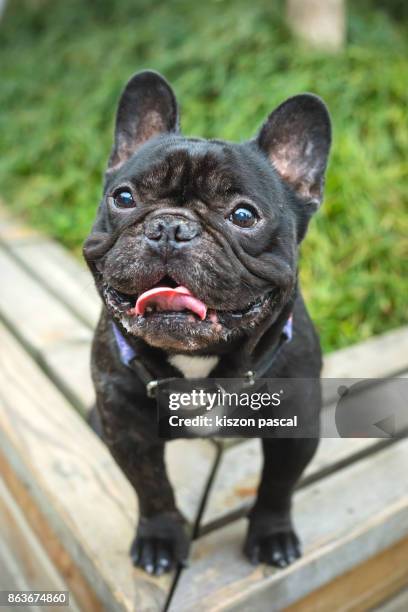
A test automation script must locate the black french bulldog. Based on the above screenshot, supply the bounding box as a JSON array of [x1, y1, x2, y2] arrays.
[[83, 70, 331, 575]]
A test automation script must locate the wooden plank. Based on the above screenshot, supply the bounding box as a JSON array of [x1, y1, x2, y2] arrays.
[[0, 478, 80, 612], [169, 438, 408, 611], [0, 322, 142, 612], [200, 376, 408, 533], [0, 204, 98, 326], [322, 327, 408, 379], [0, 247, 90, 352], [0, 323, 217, 611], [200, 436, 381, 532], [6, 240, 100, 328], [0, 246, 94, 411], [375, 586, 408, 612], [322, 326, 408, 405], [41, 341, 95, 413], [0, 551, 36, 612], [285, 537, 408, 612]]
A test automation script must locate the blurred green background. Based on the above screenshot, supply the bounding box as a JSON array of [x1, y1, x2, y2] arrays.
[[0, 0, 407, 352]]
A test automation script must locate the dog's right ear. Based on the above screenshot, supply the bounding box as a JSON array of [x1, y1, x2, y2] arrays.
[[107, 70, 179, 171]]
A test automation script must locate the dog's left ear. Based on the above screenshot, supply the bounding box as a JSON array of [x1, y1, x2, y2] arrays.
[[256, 94, 331, 208], [108, 70, 179, 171]]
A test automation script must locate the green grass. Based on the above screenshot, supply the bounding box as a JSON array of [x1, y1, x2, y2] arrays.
[[0, 0, 407, 352]]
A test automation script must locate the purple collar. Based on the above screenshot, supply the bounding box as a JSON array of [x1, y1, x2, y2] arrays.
[[282, 314, 293, 342], [112, 322, 137, 367], [112, 315, 293, 370]]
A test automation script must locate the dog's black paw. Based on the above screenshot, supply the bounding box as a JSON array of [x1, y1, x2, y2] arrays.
[[130, 535, 178, 575], [130, 512, 190, 575], [244, 510, 302, 568], [244, 529, 301, 568]]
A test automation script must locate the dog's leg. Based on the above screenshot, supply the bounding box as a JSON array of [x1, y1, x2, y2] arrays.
[[96, 398, 189, 575], [244, 436, 318, 567], [110, 438, 189, 574]]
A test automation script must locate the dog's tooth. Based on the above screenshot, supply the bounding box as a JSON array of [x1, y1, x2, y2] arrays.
[[209, 310, 218, 324]]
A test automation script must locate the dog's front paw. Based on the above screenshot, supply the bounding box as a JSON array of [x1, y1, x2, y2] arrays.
[[244, 511, 302, 568], [130, 511, 190, 575]]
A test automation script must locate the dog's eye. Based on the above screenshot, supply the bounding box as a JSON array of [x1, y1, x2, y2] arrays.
[[229, 206, 258, 228], [113, 190, 135, 208]]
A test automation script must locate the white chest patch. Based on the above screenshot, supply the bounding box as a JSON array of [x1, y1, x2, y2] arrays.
[[168, 354, 219, 379]]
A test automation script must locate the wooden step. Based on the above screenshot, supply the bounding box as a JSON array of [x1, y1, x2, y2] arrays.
[[0, 323, 217, 611], [169, 438, 408, 611], [0, 204, 98, 328], [200, 435, 387, 533], [0, 477, 80, 612], [374, 586, 408, 612], [322, 326, 408, 405], [0, 246, 94, 412], [200, 384, 408, 533]]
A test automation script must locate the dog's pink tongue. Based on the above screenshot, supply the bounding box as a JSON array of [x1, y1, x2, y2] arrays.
[[135, 286, 207, 320]]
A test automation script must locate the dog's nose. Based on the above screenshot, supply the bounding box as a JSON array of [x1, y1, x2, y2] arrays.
[[143, 216, 201, 247]]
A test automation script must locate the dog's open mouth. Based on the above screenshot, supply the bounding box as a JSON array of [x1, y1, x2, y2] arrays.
[[103, 275, 276, 325], [135, 284, 207, 320]]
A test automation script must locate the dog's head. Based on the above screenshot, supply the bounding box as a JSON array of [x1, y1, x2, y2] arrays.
[[83, 70, 331, 353]]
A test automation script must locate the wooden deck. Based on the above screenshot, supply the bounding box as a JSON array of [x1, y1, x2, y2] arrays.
[[0, 204, 407, 612]]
